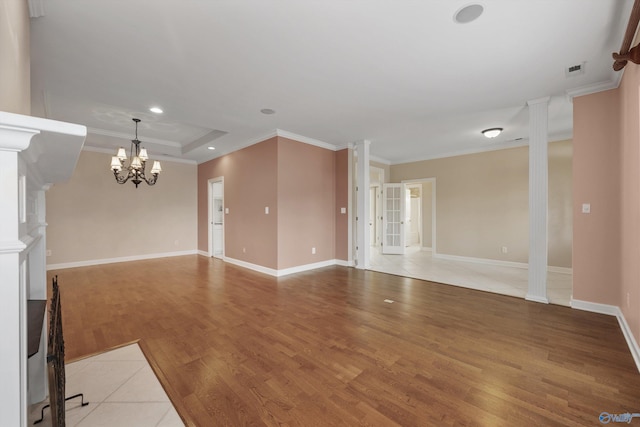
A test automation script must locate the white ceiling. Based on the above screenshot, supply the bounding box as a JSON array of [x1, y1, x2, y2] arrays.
[[29, 0, 632, 165]]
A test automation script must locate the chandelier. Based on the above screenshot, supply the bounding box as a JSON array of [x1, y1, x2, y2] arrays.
[[110, 118, 161, 188]]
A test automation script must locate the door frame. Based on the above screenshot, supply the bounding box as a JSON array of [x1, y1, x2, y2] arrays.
[[370, 166, 385, 249], [401, 178, 436, 254], [405, 183, 422, 247], [382, 183, 406, 254], [207, 176, 225, 258]]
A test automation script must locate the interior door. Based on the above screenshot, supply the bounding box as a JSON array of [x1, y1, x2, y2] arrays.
[[212, 180, 224, 258], [382, 183, 405, 254]]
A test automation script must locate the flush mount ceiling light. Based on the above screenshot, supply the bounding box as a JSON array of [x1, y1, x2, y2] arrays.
[[260, 108, 276, 115], [454, 4, 484, 24], [110, 118, 161, 188], [149, 106, 163, 114], [207, 146, 215, 150], [482, 128, 503, 138]]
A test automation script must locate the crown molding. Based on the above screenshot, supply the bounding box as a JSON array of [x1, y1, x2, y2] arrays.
[[275, 129, 337, 151], [87, 127, 182, 148], [82, 145, 197, 165], [566, 79, 619, 101]]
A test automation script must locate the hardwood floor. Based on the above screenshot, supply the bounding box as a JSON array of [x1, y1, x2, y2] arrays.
[[51, 255, 640, 426]]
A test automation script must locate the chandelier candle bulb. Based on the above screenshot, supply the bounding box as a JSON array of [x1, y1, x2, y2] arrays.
[[110, 157, 122, 172], [151, 161, 162, 174], [131, 156, 142, 170]]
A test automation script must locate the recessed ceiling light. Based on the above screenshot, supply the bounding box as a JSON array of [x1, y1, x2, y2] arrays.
[[149, 107, 163, 114], [454, 4, 484, 24], [482, 128, 503, 138], [260, 108, 276, 115], [207, 146, 215, 150]]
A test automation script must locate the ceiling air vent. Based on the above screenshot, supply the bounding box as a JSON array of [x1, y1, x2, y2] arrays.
[[565, 63, 585, 77]]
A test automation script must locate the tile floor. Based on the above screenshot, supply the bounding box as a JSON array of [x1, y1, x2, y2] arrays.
[[28, 343, 184, 427], [369, 246, 572, 306]]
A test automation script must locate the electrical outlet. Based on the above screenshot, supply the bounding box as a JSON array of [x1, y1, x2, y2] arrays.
[[265, 206, 269, 214], [46, 250, 52, 256], [242, 247, 246, 253], [312, 247, 316, 254], [501, 246, 508, 254]]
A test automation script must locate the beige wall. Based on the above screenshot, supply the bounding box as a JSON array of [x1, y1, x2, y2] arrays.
[[0, 0, 30, 114], [390, 141, 572, 268], [277, 137, 336, 269], [574, 64, 640, 344], [47, 150, 198, 265]]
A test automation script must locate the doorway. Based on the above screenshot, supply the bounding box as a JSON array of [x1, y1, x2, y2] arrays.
[[405, 184, 422, 248], [380, 179, 435, 256], [208, 177, 225, 259]]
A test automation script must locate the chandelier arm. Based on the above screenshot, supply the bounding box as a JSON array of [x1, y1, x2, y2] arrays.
[[113, 169, 132, 185], [143, 173, 159, 186]]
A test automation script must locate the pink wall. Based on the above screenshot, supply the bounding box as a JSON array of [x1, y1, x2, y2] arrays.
[[198, 138, 278, 269], [198, 136, 345, 271], [573, 90, 621, 305], [619, 65, 640, 342], [573, 64, 640, 343], [335, 149, 349, 261], [277, 137, 336, 269]]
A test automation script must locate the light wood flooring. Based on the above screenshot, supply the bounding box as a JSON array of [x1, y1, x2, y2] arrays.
[[51, 255, 640, 426]]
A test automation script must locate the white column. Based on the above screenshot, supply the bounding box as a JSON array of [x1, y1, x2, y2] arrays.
[[0, 129, 35, 427], [355, 140, 371, 269], [0, 112, 86, 426], [28, 189, 48, 404], [526, 97, 550, 304]]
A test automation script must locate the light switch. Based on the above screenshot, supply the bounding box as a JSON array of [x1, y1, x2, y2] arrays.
[[582, 203, 591, 214], [265, 206, 269, 214], [340, 207, 346, 214], [225, 208, 229, 214]]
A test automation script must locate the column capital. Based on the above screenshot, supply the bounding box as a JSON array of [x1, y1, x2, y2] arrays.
[[353, 139, 371, 148], [527, 96, 551, 107]]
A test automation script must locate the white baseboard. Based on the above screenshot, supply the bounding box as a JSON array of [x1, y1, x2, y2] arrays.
[[223, 257, 279, 276], [224, 257, 350, 277], [548, 266, 573, 274], [571, 299, 640, 373], [46, 250, 198, 270], [197, 250, 209, 257], [335, 259, 354, 267], [421, 247, 433, 252], [525, 294, 549, 304], [433, 253, 572, 274]]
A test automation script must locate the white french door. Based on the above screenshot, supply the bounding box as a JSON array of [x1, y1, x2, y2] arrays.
[[382, 183, 405, 254]]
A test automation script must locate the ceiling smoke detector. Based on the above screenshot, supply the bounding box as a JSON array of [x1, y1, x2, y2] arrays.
[[454, 4, 484, 24]]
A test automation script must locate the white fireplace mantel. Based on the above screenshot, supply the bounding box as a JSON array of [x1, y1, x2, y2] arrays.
[[0, 111, 86, 427]]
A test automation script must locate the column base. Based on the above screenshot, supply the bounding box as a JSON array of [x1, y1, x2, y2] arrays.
[[525, 293, 549, 304]]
